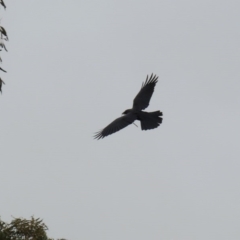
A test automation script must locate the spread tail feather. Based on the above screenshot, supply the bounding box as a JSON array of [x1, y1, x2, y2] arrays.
[[139, 111, 163, 130]]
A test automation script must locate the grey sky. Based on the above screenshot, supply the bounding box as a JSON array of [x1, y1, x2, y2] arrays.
[[1, 0, 240, 239]]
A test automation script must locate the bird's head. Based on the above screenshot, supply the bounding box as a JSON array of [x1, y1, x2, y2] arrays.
[[122, 109, 131, 115]]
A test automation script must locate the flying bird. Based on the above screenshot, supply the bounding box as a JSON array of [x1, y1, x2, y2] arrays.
[[0, 38, 7, 51], [94, 74, 163, 139], [0, 26, 8, 40], [0, 78, 5, 93], [0, 0, 6, 9]]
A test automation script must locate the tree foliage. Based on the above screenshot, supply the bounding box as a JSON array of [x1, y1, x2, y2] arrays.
[[0, 216, 67, 240]]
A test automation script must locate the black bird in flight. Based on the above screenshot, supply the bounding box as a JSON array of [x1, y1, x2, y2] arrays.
[[0, 39, 7, 52], [0, 26, 8, 40], [0, 78, 5, 93], [94, 74, 163, 139]]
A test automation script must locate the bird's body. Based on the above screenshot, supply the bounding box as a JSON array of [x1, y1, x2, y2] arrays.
[[94, 74, 163, 139]]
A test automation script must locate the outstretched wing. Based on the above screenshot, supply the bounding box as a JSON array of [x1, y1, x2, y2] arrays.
[[94, 113, 137, 140], [133, 74, 158, 110]]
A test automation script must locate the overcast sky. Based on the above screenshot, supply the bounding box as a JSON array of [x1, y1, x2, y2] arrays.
[[1, 1, 240, 239]]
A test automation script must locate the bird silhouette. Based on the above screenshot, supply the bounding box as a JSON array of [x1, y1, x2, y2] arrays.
[[0, 26, 8, 40], [94, 74, 163, 139], [0, 78, 5, 93], [0, 38, 7, 51]]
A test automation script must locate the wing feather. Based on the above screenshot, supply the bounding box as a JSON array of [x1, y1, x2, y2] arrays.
[[133, 74, 158, 110], [94, 113, 137, 140]]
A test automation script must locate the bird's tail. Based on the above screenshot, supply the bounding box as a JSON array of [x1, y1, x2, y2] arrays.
[[139, 111, 163, 130]]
